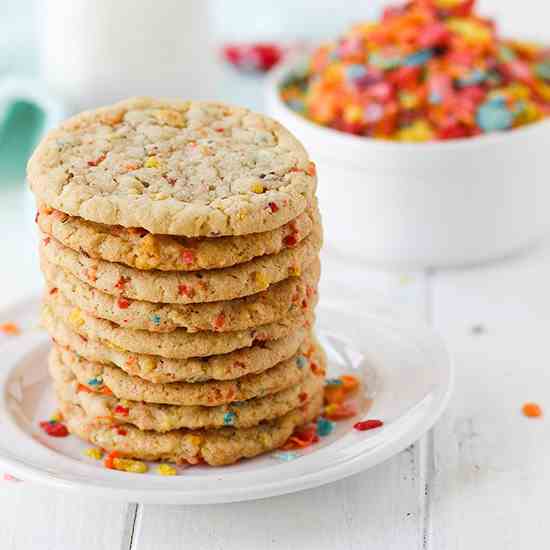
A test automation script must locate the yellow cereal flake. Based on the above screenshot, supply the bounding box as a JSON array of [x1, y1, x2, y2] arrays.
[[254, 271, 270, 289], [324, 64, 344, 85], [236, 210, 248, 221], [435, 0, 463, 8], [144, 157, 161, 169], [85, 447, 104, 460], [112, 458, 148, 474], [259, 432, 272, 446], [251, 182, 265, 194], [135, 235, 161, 270], [135, 256, 157, 270], [68, 308, 85, 328], [288, 265, 301, 277], [501, 83, 531, 100], [186, 434, 203, 449], [514, 101, 541, 126], [535, 82, 550, 102], [104, 340, 126, 353], [153, 109, 185, 128], [395, 120, 434, 142], [399, 92, 420, 110], [151, 192, 169, 201], [137, 234, 159, 253], [446, 18, 492, 47], [141, 356, 157, 373], [157, 464, 177, 476], [159, 418, 174, 432], [343, 104, 363, 124], [50, 410, 63, 423]]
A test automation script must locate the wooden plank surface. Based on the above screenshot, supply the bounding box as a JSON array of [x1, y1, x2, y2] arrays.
[[0, 483, 130, 550], [428, 244, 550, 549], [133, 446, 426, 550]]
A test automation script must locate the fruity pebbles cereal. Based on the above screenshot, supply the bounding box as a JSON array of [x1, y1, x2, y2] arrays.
[[281, 0, 550, 141]]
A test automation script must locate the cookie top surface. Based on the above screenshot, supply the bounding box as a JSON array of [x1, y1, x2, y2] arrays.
[[28, 98, 316, 237]]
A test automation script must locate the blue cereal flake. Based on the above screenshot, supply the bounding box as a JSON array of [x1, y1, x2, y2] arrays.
[[457, 68, 486, 87], [295, 355, 308, 369], [535, 60, 550, 81], [513, 100, 527, 116], [487, 95, 506, 107], [428, 91, 442, 105], [404, 49, 433, 67], [223, 412, 236, 426], [325, 378, 342, 387], [345, 64, 368, 82], [476, 102, 513, 132], [370, 52, 401, 71], [287, 99, 305, 113], [273, 451, 298, 462], [317, 417, 334, 437], [498, 44, 516, 62], [150, 314, 161, 327], [87, 376, 103, 386]]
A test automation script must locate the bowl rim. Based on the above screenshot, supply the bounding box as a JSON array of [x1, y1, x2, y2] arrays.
[[265, 54, 550, 153]]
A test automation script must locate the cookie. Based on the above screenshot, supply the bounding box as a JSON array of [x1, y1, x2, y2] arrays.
[[42, 257, 320, 333], [28, 98, 317, 237], [40, 225, 322, 304], [51, 343, 325, 406], [58, 388, 323, 466], [52, 350, 324, 431], [42, 306, 309, 383], [43, 291, 313, 360], [37, 203, 318, 271]]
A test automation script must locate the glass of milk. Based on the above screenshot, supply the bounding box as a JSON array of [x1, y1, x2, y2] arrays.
[[38, 0, 222, 113]]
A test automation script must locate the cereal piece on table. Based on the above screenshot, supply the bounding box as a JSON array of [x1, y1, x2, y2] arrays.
[[324, 403, 357, 421], [85, 447, 104, 460], [39, 419, 69, 437], [316, 417, 334, 437], [273, 451, 299, 462], [157, 464, 177, 476], [522, 402, 542, 418], [104, 452, 148, 474], [280, 424, 319, 450], [353, 419, 384, 431], [0, 322, 20, 336]]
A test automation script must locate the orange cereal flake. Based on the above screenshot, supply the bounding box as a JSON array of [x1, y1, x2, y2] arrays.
[[0, 322, 20, 336], [522, 402, 542, 418]]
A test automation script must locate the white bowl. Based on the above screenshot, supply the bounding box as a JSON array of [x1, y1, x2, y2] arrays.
[[266, 59, 550, 268]]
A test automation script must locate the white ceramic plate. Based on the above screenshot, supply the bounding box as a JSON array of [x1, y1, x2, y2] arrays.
[[0, 297, 453, 504]]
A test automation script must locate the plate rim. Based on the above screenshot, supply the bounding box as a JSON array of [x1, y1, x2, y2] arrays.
[[0, 297, 454, 504]]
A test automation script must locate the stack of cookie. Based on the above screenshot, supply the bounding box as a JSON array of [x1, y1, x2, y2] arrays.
[[28, 98, 324, 466]]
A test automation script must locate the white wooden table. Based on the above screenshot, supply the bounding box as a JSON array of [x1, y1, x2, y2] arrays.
[[0, 182, 548, 549]]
